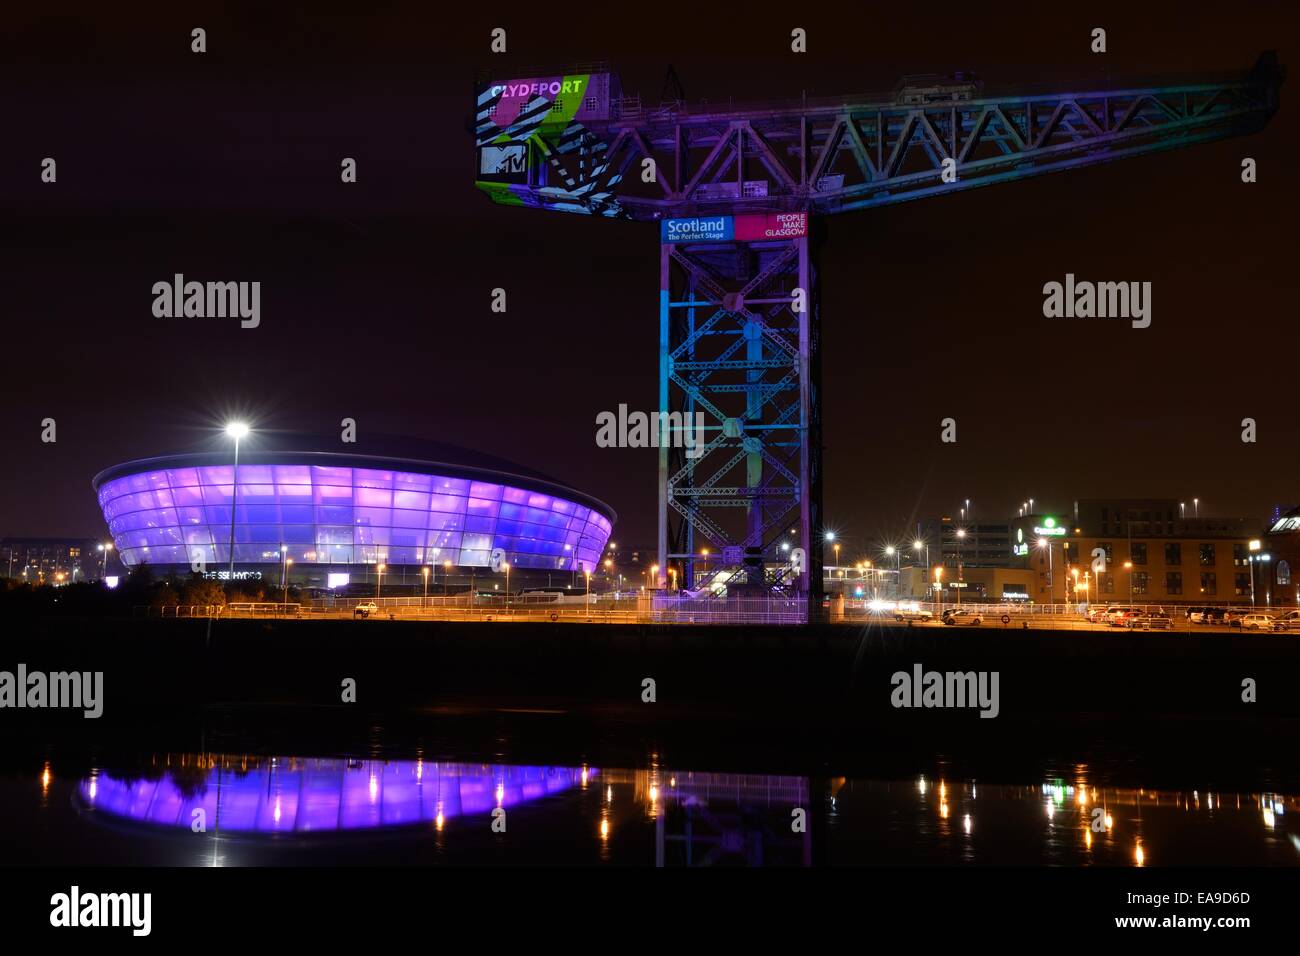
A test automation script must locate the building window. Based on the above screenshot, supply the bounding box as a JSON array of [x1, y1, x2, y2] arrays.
[[1279, 560, 1292, 587], [1132, 571, 1149, 595], [1101, 573, 1114, 595], [1200, 572, 1217, 595], [1130, 542, 1147, 565], [1232, 543, 1248, 566], [1165, 571, 1182, 595], [1200, 543, 1216, 566], [1234, 572, 1251, 596], [1164, 542, 1181, 566]]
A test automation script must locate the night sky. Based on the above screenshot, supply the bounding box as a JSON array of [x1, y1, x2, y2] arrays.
[[3, 2, 1298, 555]]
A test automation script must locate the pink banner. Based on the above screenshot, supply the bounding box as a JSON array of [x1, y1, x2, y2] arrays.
[[733, 212, 808, 241]]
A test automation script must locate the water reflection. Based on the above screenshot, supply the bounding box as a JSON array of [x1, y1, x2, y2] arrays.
[[50, 757, 1300, 866], [79, 757, 594, 833]]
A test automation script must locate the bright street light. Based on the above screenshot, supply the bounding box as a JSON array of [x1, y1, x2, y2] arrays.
[[223, 422, 251, 580]]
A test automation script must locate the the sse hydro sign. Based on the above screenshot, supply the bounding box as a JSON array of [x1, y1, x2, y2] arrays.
[[660, 212, 809, 243]]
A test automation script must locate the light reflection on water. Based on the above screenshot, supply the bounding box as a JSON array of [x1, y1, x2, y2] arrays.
[[50, 757, 1300, 866], [78, 757, 593, 833]]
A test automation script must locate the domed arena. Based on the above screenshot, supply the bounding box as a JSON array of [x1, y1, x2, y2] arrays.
[[92, 432, 615, 591]]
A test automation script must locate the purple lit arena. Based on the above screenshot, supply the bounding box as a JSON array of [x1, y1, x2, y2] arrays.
[[92, 448, 614, 586], [79, 760, 595, 833]]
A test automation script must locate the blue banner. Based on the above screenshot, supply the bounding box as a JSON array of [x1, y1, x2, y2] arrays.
[[660, 216, 734, 243]]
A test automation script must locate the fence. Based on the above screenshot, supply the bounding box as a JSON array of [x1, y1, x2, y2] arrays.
[[650, 594, 807, 625]]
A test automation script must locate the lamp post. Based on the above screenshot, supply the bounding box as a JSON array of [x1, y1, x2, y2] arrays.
[[444, 560, 452, 601], [503, 562, 511, 613], [97, 542, 113, 580], [279, 545, 289, 609], [1070, 567, 1079, 611], [1038, 537, 1053, 606], [914, 539, 929, 572], [1123, 560, 1134, 605], [422, 566, 430, 608], [1248, 539, 1261, 607], [223, 422, 249, 581], [934, 566, 943, 616], [377, 563, 385, 602]]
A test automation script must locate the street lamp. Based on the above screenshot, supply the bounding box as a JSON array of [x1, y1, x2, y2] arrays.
[[97, 542, 113, 580], [934, 565, 944, 615], [1038, 537, 1053, 605], [914, 539, 929, 571], [650, 563, 660, 589], [444, 560, 452, 600], [422, 566, 430, 608], [503, 561, 511, 612], [279, 545, 289, 608], [223, 422, 250, 581], [1123, 560, 1134, 605], [1248, 539, 1261, 607], [377, 563, 385, 602]]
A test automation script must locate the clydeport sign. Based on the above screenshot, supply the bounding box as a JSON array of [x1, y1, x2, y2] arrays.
[[660, 212, 809, 243]]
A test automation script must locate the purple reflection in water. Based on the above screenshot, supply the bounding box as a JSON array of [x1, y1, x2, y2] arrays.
[[79, 760, 596, 833]]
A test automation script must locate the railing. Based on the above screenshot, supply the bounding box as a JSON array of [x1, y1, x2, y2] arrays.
[[651, 594, 807, 625], [836, 600, 1298, 631], [129, 598, 1296, 629]]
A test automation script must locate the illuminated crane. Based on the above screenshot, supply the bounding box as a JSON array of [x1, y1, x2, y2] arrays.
[[474, 55, 1283, 617]]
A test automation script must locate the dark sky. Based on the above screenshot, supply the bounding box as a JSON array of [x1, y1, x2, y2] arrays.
[[3, 1, 1298, 555]]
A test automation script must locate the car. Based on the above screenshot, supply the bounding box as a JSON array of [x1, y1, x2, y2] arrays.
[[1104, 607, 1137, 626], [1085, 605, 1113, 624], [1241, 613, 1287, 631], [895, 606, 934, 622], [1278, 610, 1300, 625], [353, 601, 379, 618], [1186, 606, 1213, 624], [941, 609, 983, 626], [1126, 610, 1173, 630]]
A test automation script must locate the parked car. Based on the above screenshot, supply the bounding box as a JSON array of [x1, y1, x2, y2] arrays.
[[353, 601, 379, 618], [1126, 610, 1173, 630], [1085, 605, 1113, 623], [895, 606, 934, 622], [1104, 607, 1138, 627], [1241, 613, 1287, 631], [941, 609, 983, 626], [1186, 606, 1213, 624]]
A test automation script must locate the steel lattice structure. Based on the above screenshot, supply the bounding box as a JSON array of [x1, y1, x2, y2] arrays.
[[474, 55, 1283, 613]]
